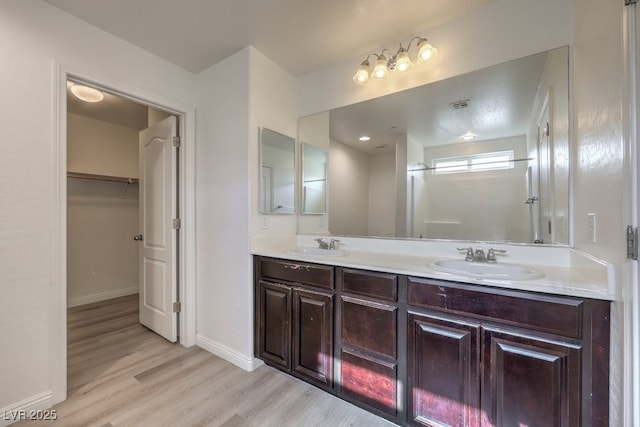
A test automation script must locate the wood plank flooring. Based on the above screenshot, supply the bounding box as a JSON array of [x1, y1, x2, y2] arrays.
[[15, 295, 395, 427]]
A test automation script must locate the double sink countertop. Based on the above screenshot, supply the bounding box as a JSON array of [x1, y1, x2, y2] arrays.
[[251, 235, 616, 301]]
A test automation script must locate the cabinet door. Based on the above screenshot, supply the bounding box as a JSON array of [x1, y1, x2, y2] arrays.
[[481, 328, 582, 427], [292, 287, 333, 389], [407, 312, 481, 427], [257, 281, 291, 370]]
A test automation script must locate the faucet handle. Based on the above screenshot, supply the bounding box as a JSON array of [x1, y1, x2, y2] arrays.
[[457, 247, 474, 261], [329, 239, 341, 250], [487, 248, 507, 263]]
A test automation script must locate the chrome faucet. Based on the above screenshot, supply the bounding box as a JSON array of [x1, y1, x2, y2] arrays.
[[458, 247, 507, 262], [474, 249, 487, 262], [315, 238, 341, 250]]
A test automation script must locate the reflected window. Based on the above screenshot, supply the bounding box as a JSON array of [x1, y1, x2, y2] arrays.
[[432, 150, 514, 174]]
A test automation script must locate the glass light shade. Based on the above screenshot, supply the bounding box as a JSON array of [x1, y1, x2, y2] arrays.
[[417, 40, 438, 63], [70, 84, 104, 102], [394, 48, 413, 72], [372, 57, 388, 79], [353, 62, 370, 84]]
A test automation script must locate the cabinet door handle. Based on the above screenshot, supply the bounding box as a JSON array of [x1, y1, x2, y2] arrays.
[[133, 234, 143, 241]]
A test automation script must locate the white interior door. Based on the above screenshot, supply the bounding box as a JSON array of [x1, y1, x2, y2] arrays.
[[138, 116, 177, 342]]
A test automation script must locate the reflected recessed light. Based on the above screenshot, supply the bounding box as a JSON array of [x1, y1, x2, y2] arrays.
[[459, 132, 477, 141], [359, 136, 371, 141], [70, 84, 104, 103]]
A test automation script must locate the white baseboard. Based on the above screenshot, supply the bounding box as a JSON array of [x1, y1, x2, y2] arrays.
[[0, 391, 53, 427], [67, 287, 138, 308], [196, 334, 264, 372]]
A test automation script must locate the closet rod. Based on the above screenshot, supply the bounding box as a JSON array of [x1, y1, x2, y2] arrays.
[[67, 171, 139, 184]]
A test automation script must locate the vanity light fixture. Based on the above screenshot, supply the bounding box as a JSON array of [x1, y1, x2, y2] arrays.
[[69, 84, 104, 103], [352, 36, 438, 84], [359, 136, 371, 141]]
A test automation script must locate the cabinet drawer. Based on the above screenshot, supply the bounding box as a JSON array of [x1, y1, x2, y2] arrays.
[[407, 277, 584, 338], [341, 348, 397, 416], [259, 257, 333, 290], [341, 268, 398, 302], [341, 296, 397, 358]]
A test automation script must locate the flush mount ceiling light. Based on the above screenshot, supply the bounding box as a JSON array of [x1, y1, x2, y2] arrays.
[[459, 132, 478, 141], [352, 36, 438, 84], [70, 84, 104, 103]]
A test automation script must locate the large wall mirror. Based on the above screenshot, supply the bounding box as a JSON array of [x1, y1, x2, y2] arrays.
[[298, 46, 570, 245], [259, 127, 295, 214]]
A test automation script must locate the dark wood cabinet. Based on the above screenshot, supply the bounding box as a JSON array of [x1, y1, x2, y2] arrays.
[[255, 258, 334, 390], [292, 287, 333, 387], [481, 327, 581, 427], [337, 268, 401, 419], [253, 256, 610, 427], [406, 276, 610, 427], [407, 312, 481, 427]]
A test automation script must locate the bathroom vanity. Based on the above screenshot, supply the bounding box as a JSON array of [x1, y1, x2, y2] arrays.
[[253, 245, 611, 427]]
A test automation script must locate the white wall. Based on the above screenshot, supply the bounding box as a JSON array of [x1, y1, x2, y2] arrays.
[[196, 46, 297, 369], [66, 113, 140, 306], [67, 113, 139, 178], [0, 0, 196, 414], [67, 179, 139, 306], [328, 140, 370, 236], [368, 152, 396, 237], [572, 0, 625, 424]]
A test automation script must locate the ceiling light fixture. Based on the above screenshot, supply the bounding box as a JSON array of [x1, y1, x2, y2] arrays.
[[353, 36, 438, 84], [460, 132, 478, 141], [359, 136, 371, 141], [70, 84, 104, 103]]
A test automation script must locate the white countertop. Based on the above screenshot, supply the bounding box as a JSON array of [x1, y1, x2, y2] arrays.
[[252, 235, 616, 301]]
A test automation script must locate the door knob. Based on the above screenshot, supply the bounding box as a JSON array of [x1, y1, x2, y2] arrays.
[[133, 234, 143, 241]]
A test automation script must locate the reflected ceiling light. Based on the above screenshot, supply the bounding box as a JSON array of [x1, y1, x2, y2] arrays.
[[359, 136, 371, 141], [460, 132, 478, 141], [70, 84, 104, 103], [353, 36, 437, 84]]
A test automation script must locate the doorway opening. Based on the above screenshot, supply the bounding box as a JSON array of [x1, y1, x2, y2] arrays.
[[54, 68, 196, 404]]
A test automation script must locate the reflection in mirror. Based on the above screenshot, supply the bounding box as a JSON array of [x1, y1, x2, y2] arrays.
[[298, 47, 569, 245], [259, 127, 295, 214], [301, 143, 327, 214]]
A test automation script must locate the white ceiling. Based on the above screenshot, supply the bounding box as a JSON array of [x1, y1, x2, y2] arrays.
[[44, 0, 496, 76], [55, 0, 556, 153]]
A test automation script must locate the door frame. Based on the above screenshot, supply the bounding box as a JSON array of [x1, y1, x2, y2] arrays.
[[51, 61, 197, 405]]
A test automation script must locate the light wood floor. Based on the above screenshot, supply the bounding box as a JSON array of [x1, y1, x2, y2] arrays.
[[16, 295, 395, 427]]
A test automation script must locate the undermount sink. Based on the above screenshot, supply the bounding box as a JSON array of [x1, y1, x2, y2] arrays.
[[430, 259, 544, 280], [290, 247, 349, 257]]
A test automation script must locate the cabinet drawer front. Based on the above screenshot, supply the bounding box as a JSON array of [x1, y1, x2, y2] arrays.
[[341, 268, 398, 302], [407, 277, 584, 338], [341, 296, 397, 358], [341, 348, 397, 416], [259, 257, 333, 289]]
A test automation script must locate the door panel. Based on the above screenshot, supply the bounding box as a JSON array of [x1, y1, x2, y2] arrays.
[[408, 312, 481, 427], [482, 328, 582, 427], [258, 281, 291, 369], [292, 288, 333, 388], [139, 116, 177, 342]]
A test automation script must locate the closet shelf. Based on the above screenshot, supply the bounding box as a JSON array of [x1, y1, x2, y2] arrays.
[[67, 171, 139, 184]]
